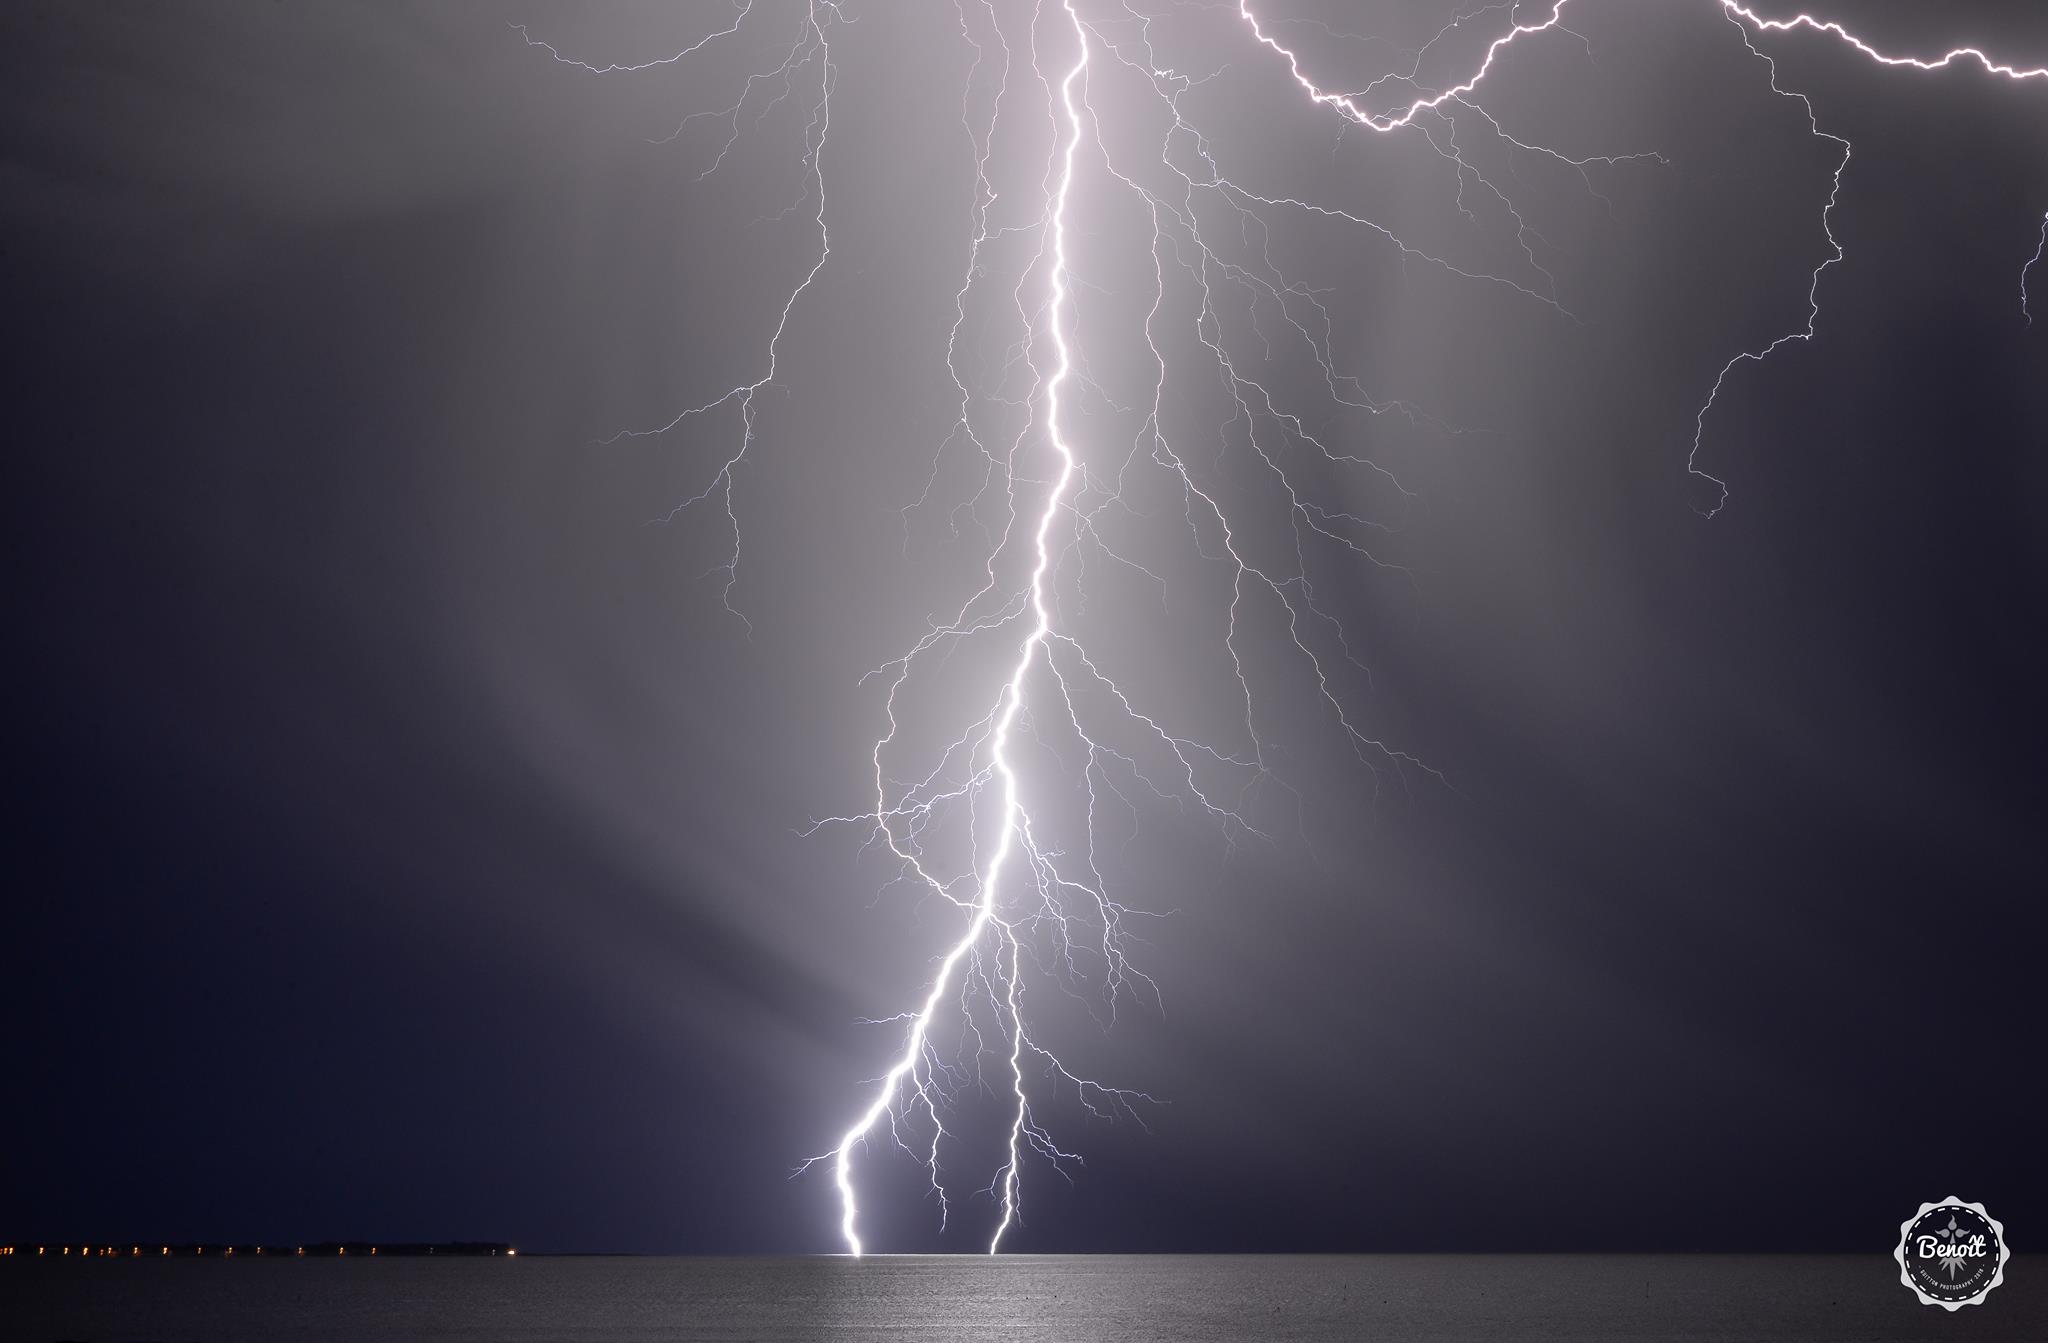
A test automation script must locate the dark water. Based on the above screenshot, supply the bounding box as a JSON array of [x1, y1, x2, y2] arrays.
[[4, 1255, 2039, 1341]]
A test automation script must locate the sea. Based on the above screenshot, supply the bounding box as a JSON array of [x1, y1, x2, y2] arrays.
[[4, 1254, 2039, 1341]]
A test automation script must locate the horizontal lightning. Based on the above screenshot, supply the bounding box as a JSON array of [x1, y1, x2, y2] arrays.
[[1716, 3, 2048, 82]]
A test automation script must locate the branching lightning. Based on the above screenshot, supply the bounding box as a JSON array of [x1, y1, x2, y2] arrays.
[[2024, 212, 2048, 327], [523, 0, 2044, 1254]]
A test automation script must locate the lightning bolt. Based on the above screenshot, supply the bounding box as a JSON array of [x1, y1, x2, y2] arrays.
[[2025, 212, 2048, 328], [819, 6, 1093, 1258], [520, 0, 839, 631], [1714, 4, 2048, 83], [522, 0, 2043, 1254], [1688, 3, 2047, 512]]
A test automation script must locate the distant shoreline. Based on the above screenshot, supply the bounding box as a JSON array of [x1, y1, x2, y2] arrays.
[[3, 1242, 515, 1259]]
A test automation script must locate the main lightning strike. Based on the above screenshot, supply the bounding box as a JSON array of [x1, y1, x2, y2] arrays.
[[821, 8, 1093, 1255], [523, 0, 2045, 1255]]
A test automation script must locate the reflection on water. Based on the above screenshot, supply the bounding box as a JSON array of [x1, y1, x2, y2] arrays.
[[4, 1253, 2038, 1341]]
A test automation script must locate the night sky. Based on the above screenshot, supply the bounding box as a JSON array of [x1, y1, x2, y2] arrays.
[[7, 0, 2046, 1255]]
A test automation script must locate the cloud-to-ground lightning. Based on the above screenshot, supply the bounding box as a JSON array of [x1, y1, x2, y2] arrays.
[[524, 1, 2044, 1254], [820, 5, 1093, 1254]]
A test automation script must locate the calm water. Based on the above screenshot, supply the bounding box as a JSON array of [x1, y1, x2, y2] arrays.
[[4, 1255, 2039, 1341]]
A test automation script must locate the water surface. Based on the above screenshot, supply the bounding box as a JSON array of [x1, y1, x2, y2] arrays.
[[6, 1254, 2039, 1341]]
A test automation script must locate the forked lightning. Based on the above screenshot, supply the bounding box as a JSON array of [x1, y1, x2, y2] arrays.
[[523, 1, 2043, 1254]]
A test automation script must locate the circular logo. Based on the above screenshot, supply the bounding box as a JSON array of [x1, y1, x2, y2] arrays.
[[1894, 1197, 2009, 1309]]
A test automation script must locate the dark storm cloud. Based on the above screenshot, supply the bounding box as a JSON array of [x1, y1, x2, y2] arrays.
[[6, 0, 2045, 1254]]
